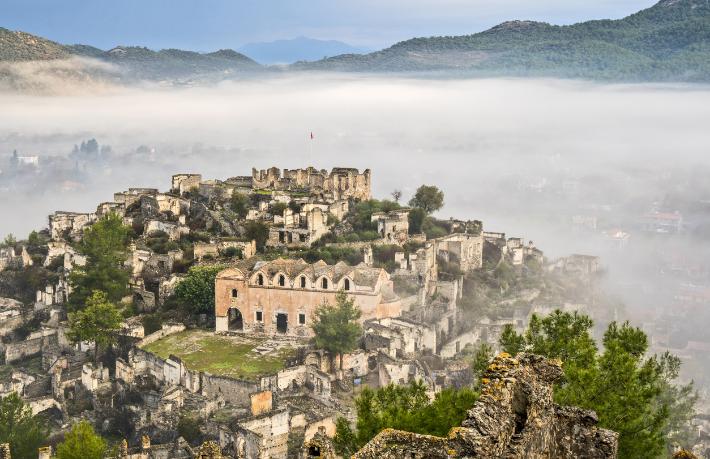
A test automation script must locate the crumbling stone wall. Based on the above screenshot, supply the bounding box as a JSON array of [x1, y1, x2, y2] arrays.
[[251, 167, 371, 201], [48, 211, 96, 241], [354, 353, 619, 459], [171, 173, 203, 195]]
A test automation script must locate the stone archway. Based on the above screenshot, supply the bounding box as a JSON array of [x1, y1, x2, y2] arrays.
[[228, 308, 243, 331]]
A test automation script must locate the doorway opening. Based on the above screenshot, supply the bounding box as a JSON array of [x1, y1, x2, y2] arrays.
[[276, 313, 288, 333]]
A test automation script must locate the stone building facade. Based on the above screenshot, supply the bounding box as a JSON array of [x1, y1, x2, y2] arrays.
[[215, 259, 401, 336]]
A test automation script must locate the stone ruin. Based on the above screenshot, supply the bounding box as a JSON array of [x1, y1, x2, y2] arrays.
[[353, 353, 619, 459], [251, 167, 371, 201]]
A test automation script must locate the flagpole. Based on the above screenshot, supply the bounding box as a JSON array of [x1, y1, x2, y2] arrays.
[[309, 131, 314, 165]]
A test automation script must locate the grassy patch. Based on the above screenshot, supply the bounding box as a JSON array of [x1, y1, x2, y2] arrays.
[[141, 330, 295, 381]]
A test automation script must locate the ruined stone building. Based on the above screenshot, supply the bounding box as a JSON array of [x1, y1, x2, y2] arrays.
[[0, 246, 32, 271], [251, 167, 371, 201], [353, 353, 619, 459], [267, 206, 330, 249], [371, 209, 410, 244], [48, 211, 96, 241], [171, 173, 203, 195], [215, 259, 401, 336], [434, 233, 484, 272]]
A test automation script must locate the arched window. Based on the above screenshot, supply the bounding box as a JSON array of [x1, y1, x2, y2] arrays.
[[344, 279, 350, 291], [231, 288, 238, 298], [300, 276, 306, 288], [278, 274, 285, 287], [321, 278, 328, 289], [257, 273, 264, 286]]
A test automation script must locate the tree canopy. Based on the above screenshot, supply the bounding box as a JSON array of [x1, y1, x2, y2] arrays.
[[67, 290, 124, 362], [311, 291, 362, 370], [56, 421, 106, 459], [68, 213, 130, 309], [244, 221, 269, 252], [408, 185, 444, 214], [0, 393, 48, 459], [500, 310, 697, 459], [230, 192, 250, 219], [173, 264, 225, 315], [334, 381, 479, 455]]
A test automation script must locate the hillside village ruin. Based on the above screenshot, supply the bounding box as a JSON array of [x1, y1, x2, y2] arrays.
[[0, 164, 666, 458]]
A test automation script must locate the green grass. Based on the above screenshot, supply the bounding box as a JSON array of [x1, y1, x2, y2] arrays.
[[141, 330, 295, 381]]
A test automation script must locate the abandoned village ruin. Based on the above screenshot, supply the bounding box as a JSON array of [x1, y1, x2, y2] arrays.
[[0, 165, 625, 458]]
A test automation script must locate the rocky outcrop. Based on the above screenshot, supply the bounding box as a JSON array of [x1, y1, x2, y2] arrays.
[[354, 353, 619, 459]]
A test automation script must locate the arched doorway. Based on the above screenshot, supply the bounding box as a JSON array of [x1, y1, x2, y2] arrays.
[[228, 308, 243, 331], [276, 313, 288, 334]]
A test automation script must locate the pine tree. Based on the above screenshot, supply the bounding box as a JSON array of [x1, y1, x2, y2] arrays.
[[311, 291, 362, 370], [56, 421, 106, 459], [68, 213, 130, 309]]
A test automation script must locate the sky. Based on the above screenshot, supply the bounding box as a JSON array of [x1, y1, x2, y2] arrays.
[[3, 0, 658, 50]]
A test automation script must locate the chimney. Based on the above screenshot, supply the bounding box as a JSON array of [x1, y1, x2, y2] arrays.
[[37, 447, 51, 459]]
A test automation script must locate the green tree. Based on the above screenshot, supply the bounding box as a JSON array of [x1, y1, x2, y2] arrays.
[[27, 230, 40, 245], [173, 265, 224, 315], [351, 381, 478, 447], [67, 290, 124, 362], [499, 311, 695, 459], [56, 421, 106, 459], [655, 352, 698, 454], [270, 202, 288, 216], [311, 291, 362, 370], [141, 313, 163, 335], [230, 192, 250, 219], [407, 207, 426, 234], [1, 233, 16, 248], [499, 324, 525, 355], [462, 342, 494, 383], [0, 393, 48, 459], [333, 417, 357, 457], [68, 213, 130, 309], [408, 185, 444, 214], [177, 414, 202, 444], [244, 221, 269, 251], [222, 246, 242, 259]]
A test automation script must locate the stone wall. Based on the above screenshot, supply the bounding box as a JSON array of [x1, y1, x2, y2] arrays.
[[201, 374, 258, 407], [354, 353, 619, 459], [5, 333, 57, 363]]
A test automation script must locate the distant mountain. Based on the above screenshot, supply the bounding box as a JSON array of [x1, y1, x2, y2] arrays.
[[294, 0, 710, 81], [1, 0, 709, 84], [238, 36, 369, 64], [67, 45, 262, 80], [0, 27, 69, 61], [0, 29, 262, 83]]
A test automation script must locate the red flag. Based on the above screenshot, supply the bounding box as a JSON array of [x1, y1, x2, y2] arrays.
[[310, 132, 314, 140]]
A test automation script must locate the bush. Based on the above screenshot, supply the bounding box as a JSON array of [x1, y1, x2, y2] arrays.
[[141, 314, 163, 335], [222, 247, 242, 259], [270, 202, 288, 216], [173, 265, 225, 315], [178, 415, 202, 445]]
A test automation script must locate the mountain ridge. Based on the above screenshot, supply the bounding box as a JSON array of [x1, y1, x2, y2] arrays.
[[238, 36, 369, 64], [1, 0, 709, 82], [294, 0, 710, 81]]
